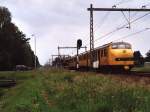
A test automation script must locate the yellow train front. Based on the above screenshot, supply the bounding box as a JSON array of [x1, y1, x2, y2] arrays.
[[98, 42, 134, 71], [78, 42, 134, 71]]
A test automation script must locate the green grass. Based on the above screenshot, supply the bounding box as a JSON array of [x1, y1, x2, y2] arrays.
[[0, 71, 49, 112], [0, 69, 150, 112], [132, 66, 150, 72], [42, 71, 150, 112]]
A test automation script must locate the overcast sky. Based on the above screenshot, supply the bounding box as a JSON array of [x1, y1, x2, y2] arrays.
[[1, 0, 150, 65]]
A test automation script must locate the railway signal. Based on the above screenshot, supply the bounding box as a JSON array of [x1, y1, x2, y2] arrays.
[[77, 39, 82, 49], [77, 39, 82, 69], [57, 44, 87, 69]]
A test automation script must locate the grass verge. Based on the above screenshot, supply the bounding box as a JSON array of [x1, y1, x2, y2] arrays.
[[42, 70, 150, 112], [0, 69, 150, 112], [0, 71, 49, 112]]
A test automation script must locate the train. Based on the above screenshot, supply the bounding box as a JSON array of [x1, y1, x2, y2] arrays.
[[63, 41, 134, 71]]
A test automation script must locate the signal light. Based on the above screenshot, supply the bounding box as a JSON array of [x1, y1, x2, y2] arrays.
[[77, 39, 82, 49]]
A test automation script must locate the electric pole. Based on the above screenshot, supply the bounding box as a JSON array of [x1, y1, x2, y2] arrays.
[[89, 4, 94, 67]]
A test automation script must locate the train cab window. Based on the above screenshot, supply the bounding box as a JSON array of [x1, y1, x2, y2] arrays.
[[125, 44, 131, 49], [112, 44, 118, 49], [118, 44, 126, 49], [112, 42, 131, 49]]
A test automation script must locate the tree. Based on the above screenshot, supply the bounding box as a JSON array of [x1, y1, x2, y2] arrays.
[[0, 7, 11, 28], [133, 51, 144, 66], [145, 50, 150, 62], [0, 6, 40, 70]]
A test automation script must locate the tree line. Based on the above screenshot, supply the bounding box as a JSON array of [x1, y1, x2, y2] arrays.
[[134, 50, 150, 66], [0, 6, 40, 71]]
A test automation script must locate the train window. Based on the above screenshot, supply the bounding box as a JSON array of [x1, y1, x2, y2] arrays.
[[112, 43, 131, 49], [112, 44, 118, 49], [125, 44, 131, 49], [118, 44, 126, 49]]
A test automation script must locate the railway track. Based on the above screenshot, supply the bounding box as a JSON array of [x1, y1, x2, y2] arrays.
[[100, 71, 150, 78], [125, 71, 150, 77], [70, 68, 150, 77], [0, 79, 16, 88]]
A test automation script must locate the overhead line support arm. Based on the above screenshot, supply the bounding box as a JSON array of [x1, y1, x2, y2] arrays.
[[87, 8, 150, 11]]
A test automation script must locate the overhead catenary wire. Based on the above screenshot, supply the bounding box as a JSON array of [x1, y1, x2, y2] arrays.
[[95, 12, 150, 46], [85, 26, 125, 47], [71, 1, 150, 50], [83, 2, 150, 54], [82, 0, 125, 47], [85, 12, 150, 47], [121, 11, 131, 28], [113, 0, 150, 25], [92, 12, 150, 44], [82, 11, 111, 46], [128, 2, 150, 20], [112, 28, 150, 42], [94, 11, 111, 32], [71, 2, 150, 55], [83, 0, 136, 47], [94, 26, 125, 42]]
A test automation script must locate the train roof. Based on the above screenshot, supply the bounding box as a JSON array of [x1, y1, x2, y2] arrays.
[[78, 41, 131, 55], [64, 41, 131, 59], [95, 41, 131, 50]]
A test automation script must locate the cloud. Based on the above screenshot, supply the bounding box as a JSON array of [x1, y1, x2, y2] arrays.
[[1, 0, 150, 64]]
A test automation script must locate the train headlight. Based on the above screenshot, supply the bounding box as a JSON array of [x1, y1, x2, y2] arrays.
[[123, 50, 126, 53], [124, 66, 129, 70]]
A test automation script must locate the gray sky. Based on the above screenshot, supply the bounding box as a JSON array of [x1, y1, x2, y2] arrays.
[[1, 0, 150, 65]]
